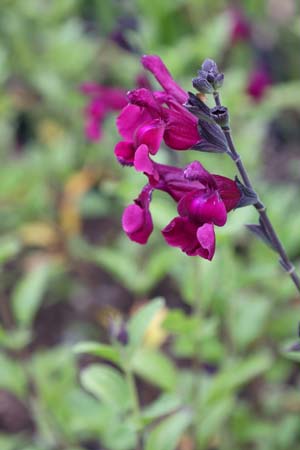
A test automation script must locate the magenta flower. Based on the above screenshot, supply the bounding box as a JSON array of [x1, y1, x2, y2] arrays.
[[122, 184, 153, 244], [114, 55, 200, 172], [246, 67, 272, 102], [122, 160, 240, 260], [81, 83, 127, 142], [229, 8, 251, 45]]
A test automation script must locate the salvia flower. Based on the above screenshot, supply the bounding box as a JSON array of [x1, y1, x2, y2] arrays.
[[246, 67, 272, 102], [122, 160, 240, 260], [81, 82, 127, 142], [229, 8, 251, 45], [114, 55, 201, 172]]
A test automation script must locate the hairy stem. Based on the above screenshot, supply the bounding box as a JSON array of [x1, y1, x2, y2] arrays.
[[213, 92, 300, 293]]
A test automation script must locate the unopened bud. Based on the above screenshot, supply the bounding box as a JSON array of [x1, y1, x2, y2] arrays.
[[110, 320, 128, 346], [193, 59, 224, 94]]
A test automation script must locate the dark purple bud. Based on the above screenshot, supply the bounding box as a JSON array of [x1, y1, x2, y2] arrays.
[[287, 341, 300, 352], [116, 324, 129, 346], [206, 73, 215, 83], [214, 73, 224, 89], [193, 59, 224, 94], [110, 320, 129, 346], [202, 58, 218, 73]]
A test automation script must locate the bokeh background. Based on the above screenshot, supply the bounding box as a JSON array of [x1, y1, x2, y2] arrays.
[[1, 1, 300, 449]]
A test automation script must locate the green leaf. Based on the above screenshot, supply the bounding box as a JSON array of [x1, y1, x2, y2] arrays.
[[12, 262, 52, 327], [163, 309, 198, 335], [283, 345, 300, 362], [145, 409, 192, 450], [132, 348, 177, 391], [0, 236, 21, 264], [197, 396, 235, 446], [142, 394, 182, 424], [0, 327, 31, 350], [203, 352, 273, 405], [0, 353, 28, 397], [73, 342, 121, 365], [80, 364, 131, 411], [102, 418, 137, 450], [128, 298, 165, 347], [228, 294, 271, 349]]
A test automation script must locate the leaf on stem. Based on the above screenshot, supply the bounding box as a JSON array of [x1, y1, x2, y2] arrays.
[[80, 364, 131, 411], [145, 408, 192, 450], [246, 217, 276, 251], [73, 342, 121, 365], [235, 177, 258, 208]]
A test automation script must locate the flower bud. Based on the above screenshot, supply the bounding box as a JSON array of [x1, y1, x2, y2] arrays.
[[192, 76, 213, 94], [110, 320, 129, 345], [201, 58, 218, 73], [193, 59, 224, 94]]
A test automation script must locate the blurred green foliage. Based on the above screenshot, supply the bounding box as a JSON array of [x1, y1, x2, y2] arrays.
[[1, 0, 300, 449]]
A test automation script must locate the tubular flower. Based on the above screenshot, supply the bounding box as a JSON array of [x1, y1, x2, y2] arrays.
[[122, 160, 240, 260], [122, 184, 153, 244], [246, 67, 272, 102], [81, 83, 127, 142], [114, 55, 201, 169], [229, 8, 251, 45]]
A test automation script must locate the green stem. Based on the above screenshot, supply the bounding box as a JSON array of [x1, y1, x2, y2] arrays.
[[122, 351, 143, 449]]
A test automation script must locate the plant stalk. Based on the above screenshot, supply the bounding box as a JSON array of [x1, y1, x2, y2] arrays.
[[213, 92, 300, 293], [122, 354, 143, 450]]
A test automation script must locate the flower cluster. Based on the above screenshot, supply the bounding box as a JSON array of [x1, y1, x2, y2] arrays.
[[114, 55, 241, 260], [122, 161, 240, 260]]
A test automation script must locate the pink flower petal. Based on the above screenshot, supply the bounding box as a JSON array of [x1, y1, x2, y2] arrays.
[[136, 119, 165, 154], [184, 161, 214, 185], [114, 141, 135, 165], [196, 223, 215, 260], [85, 119, 102, 141], [246, 68, 272, 102], [127, 88, 161, 115], [80, 82, 103, 95], [141, 55, 187, 104], [116, 104, 152, 140], [122, 204, 144, 234], [134, 144, 156, 177], [213, 175, 241, 212], [162, 216, 200, 255], [178, 191, 227, 227], [163, 108, 200, 150], [162, 216, 215, 259], [122, 185, 153, 244]]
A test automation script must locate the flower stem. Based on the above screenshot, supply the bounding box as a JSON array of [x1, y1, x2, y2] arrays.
[[213, 92, 300, 293], [122, 354, 143, 449]]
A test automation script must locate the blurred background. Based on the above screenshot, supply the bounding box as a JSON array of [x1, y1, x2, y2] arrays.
[[1, 1, 300, 449]]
